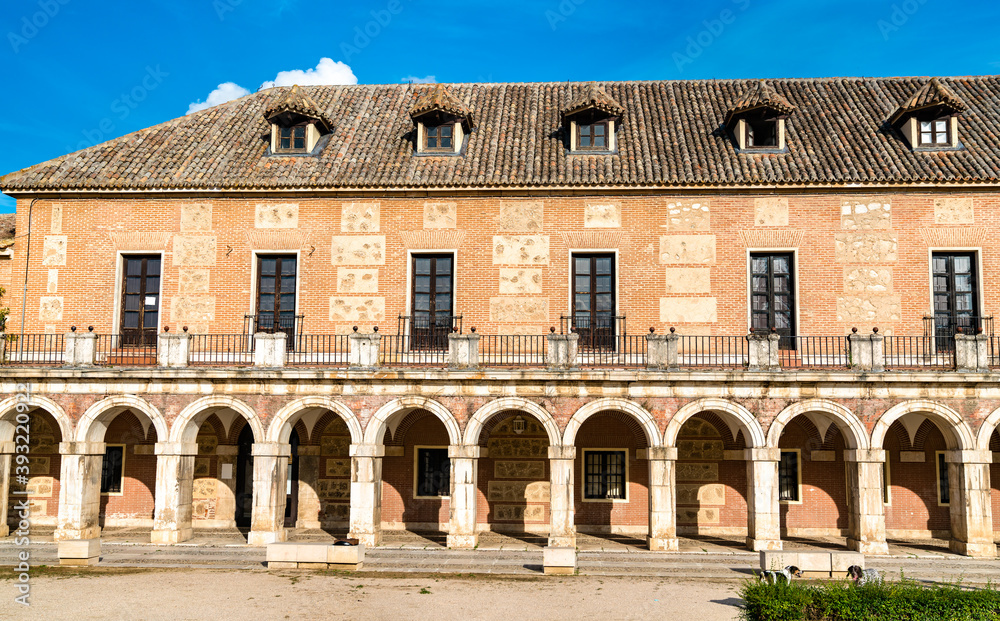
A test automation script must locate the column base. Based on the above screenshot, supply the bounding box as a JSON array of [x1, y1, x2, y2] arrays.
[[648, 536, 679, 552], [447, 533, 479, 549], [847, 537, 888, 556], [296, 520, 322, 530], [248, 529, 287, 546], [0, 524, 8, 538], [548, 534, 576, 548], [746, 537, 782, 551], [949, 539, 997, 558], [54, 526, 101, 541], [350, 531, 381, 547], [151, 528, 193, 544]]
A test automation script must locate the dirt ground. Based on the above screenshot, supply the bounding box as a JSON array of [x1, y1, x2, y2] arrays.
[[1, 568, 745, 621]]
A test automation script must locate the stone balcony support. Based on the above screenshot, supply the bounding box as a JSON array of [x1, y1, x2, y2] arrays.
[[848, 330, 885, 372], [747, 334, 780, 371], [448, 333, 481, 369], [348, 443, 384, 547], [844, 449, 888, 555], [157, 331, 191, 368], [64, 330, 97, 367], [447, 445, 480, 548], [647, 447, 679, 551], [548, 445, 576, 548], [546, 333, 579, 369], [955, 334, 990, 373], [54, 441, 105, 541], [745, 447, 782, 551], [646, 331, 679, 371], [253, 332, 286, 368], [348, 332, 381, 368], [151, 441, 198, 544]]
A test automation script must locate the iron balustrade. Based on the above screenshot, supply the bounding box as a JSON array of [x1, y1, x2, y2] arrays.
[[923, 314, 994, 352], [189, 334, 253, 366], [95, 334, 157, 366], [397, 315, 462, 351], [576, 334, 647, 368], [1, 333, 64, 365], [777, 336, 850, 369], [884, 335, 956, 370], [287, 334, 351, 367], [991, 336, 1000, 369], [478, 334, 548, 367], [677, 335, 748, 369], [244, 314, 303, 350], [560, 314, 626, 351], [380, 334, 448, 366]]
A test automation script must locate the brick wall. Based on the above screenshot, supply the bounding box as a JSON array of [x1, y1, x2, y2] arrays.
[[100, 411, 157, 523], [381, 411, 451, 529]]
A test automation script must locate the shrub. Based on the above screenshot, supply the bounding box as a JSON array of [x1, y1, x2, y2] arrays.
[[739, 577, 1000, 621]]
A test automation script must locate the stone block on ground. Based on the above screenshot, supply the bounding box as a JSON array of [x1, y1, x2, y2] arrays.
[[543, 546, 577, 575], [58, 538, 100, 566]]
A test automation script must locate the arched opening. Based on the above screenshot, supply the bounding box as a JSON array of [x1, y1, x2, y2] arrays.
[[884, 419, 951, 546], [4, 409, 64, 535], [991, 429, 1000, 544], [97, 410, 158, 538], [234, 423, 254, 529], [305, 412, 353, 537]]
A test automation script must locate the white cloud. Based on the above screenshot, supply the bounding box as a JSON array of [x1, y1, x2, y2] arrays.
[[186, 82, 251, 115], [402, 75, 436, 84], [259, 57, 357, 90]]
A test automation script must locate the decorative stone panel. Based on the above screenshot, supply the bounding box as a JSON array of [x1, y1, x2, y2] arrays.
[[492, 235, 550, 265], [666, 201, 710, 231], [498, 268, 543, 294], [585, 203, 621, 228], [498, 201, 544, 232], [754, 197, 788, 227], [659, 235, 716, 264], [341, 202, 380, 232], [255, 203, 299, 229], [331, 236, 385, 265], [423, 202, 457, 229]]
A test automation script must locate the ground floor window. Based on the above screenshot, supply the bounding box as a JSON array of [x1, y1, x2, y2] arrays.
[[414, 446, 450, 498], [883, 460, 891, 505], [101, 444, 125, 495], [583, 449, 627, 500], [778, 450, 800, 502], [936, 451, 950, 505]]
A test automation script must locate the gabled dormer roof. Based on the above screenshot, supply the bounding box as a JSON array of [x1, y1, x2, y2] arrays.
[[561, 83, 625, 120], [725, 80, 796, 126], [409, 84, 474, 130], [263, 84, 332, 132], [889, 78, 968, 125]]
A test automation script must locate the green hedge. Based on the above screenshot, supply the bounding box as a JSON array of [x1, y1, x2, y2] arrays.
[[739, 578, 1000, 620]]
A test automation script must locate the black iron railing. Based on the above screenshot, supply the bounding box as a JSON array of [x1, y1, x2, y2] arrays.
[[676, 335, 748, 369], [380, 333, 448, 366], [777, 336, 850, 369], [397, 314, 462, 351], [288, 334, 351, 367], [884, 335, 956, 370], [1, 333, 64, 365], [95, 333, 157, 366], [478, 334, 548, 367], [923, 314, 993, 352], [576, 334, 647, 367], [560, 315, 626, 351], [244, 314, 303, 350], [189, 333, 253, 366]]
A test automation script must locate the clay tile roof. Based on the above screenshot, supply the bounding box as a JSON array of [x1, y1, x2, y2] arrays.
[[409, 84, 474, 127], [725, 80, 796, 124], [889, 77, 968, 124], [263, 85, 332, 131], [561, 83, 625, 119]]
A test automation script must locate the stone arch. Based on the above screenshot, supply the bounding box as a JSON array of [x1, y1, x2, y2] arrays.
[[563, 398, 661, 448], [766, 399, 869, 451], [464, 398, 560, 447], [976, 406, 1000, 453], [362, 397, 461, 446], [0, 394, 73, 442], [872, 400, 974, 451], [664, 398, 766, 449], [75, 395, 168, 443], [266, 397, 363, 445], [169, 396, 264, 444]]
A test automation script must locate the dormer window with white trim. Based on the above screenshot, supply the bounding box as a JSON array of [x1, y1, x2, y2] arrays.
[[920, 118, 950, 146], [262, 84, 332, 157], [725, 80, 795, 153], [277, 125, 307, 153], [890, 78, 966, 151], [424, 122, 455, 152], [561, 84, 624, 155], [577, 121, 609, 150], [409, 84, 474, 156]]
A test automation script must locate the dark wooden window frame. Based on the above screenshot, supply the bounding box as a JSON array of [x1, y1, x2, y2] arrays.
[[409, 253, 455, 350], [255, 253, 298, 338], [571, 252, 617, 351], [100, 444, 126, 495], [575, 120, 610, 151], [750, 251, 796, 349], [276, 124, 308, 153], [744, 118, 779, 148], [918, 117, 951, 147], [414, 446, 450, 498], [423, 122, 455, 152], [778, 450, 800, 502], [931, 251, 980, 343], [937, 451, 950, 505], [583, 449, 627, 500], [119, 254, 161, 347]]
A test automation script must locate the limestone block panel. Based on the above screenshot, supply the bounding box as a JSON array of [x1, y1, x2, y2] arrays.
[[337, 268, 379, 293], [667, 201, 710, 231], [179, 269, 210, 294], [323, 503, 350, 521], [675, 463, 720, 482], [585, 203, 621, 228], [934, 198, 973, 224], [180, 203, 212, 232], [341, 202, 380, 232], [810, 451, 836, 462], [329, 297, 385, 322], [836, 295, 902, 323], [498, 268, 543, 294], [316, 480, 350, 500], [325, 460, 351, 477], [39, 297, 63, 322], [487, 481, 550, 502], [498, 201, 543, 232], [841, 201, 891, 230], [659, 235, 716, 264], [46, 269, 58, 294], [193, 459, 210, 477], [843, 267, 893, 294], [196, 433, 218, 455], [494, 461, 545, 479], [423, 202, 457, 229], [321, 436, 350, 457], [255, 203, 299, 229], [900, 451, 926, 463], [28, 456, 50, 474], [172, 236, 217, 267], [492, 235, 550, 265], [834, 232, 898, 263], [170, 295, 216, 324], [677, 508, 720, 524], [487, 438, 548, 459], [676, 483, 725, 505], [42, 235, 67, 266], [659, 298, 717, 323], [26, 476, 54, 497], [490, 297, 549, 323], [664, 268, 711, 294], [754, 197, 788, 227], [495, 505, 545, 521], [193, 479, 217, 499], [677, 439, 724, 460], [331, 236, 386, 265], [50, 204, 63, 234]]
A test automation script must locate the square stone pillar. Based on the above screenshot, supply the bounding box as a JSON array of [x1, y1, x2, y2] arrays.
[[348, 443, 384, 546], [348, 333, 381, 368], [151, 442, 198, 544], [247, 442, 291, 546], [0, 442, 12, 538], [747, 334, 780, 371], [955, 334, 990, 373], [448, 333, 481, 369], [646, 331, 679, 371], [253, 332, 287, 368], [946, 449, 997, 558], [54, 441, 105, 541], [64, 331, 98, 367], [745, 447, 782, 551], [548, 445, 576, 548], [848, 330, 885, 372], [647, 447, 679, 551], [546, 333, 579, 369], [157, 331, 191, 368], [844, 449, 888, 555], [447, 445, 480, 548], [296, 446, 322, 529]]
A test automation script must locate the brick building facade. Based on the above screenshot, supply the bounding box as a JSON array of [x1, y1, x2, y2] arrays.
[[2, 77, 1000, 556]]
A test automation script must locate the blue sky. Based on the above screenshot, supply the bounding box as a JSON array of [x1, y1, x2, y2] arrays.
[[2, 0, 999, 213]]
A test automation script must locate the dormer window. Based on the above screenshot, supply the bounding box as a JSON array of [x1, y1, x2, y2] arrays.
[[424, 123, 454, 152], [561, 84, 624, 155], [577, 121, 609, 150], [889, 78, 966, 151], [919, 118, 950, 146], [409, 84, 474, 156], [725, 81, 795, 153], [277, 126, 307, 152], [262, 84, 332, 157], [745, 116, 778, 148]]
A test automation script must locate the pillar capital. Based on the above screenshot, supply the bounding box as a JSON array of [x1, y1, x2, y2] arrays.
[[251, 442, 291, 458], [0, 441, 15, 454], [548, 445, 576, 460], [59, 441, 106, 456], [349, 443, 385, 458], [646, 446, 678, 461], [843, 449, 886, 463], [946, 449, 993, 465], [745, 447, 781, 462], [448, 444, 481, 459], [154, 441, 199, 456]]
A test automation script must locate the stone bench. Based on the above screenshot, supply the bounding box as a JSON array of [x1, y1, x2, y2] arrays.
[[58, 539, 100, 566], [760, 550, 863, 579], [542, 547, 577, 575], [266, 542, 365, 570]]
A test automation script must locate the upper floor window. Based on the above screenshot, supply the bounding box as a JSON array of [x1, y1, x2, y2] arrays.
[[263, 85, 332, 156], [424, 123, 454, 152], [277, 126, 307, 152], [724, 80, 795, 152], [577, 122, 609, 150], [561, 84, 624, 154], [889, 78, 966, 151], [745, 118, 778, 148], [408, 84, 473, 156], [919, 118, 950, 146]]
